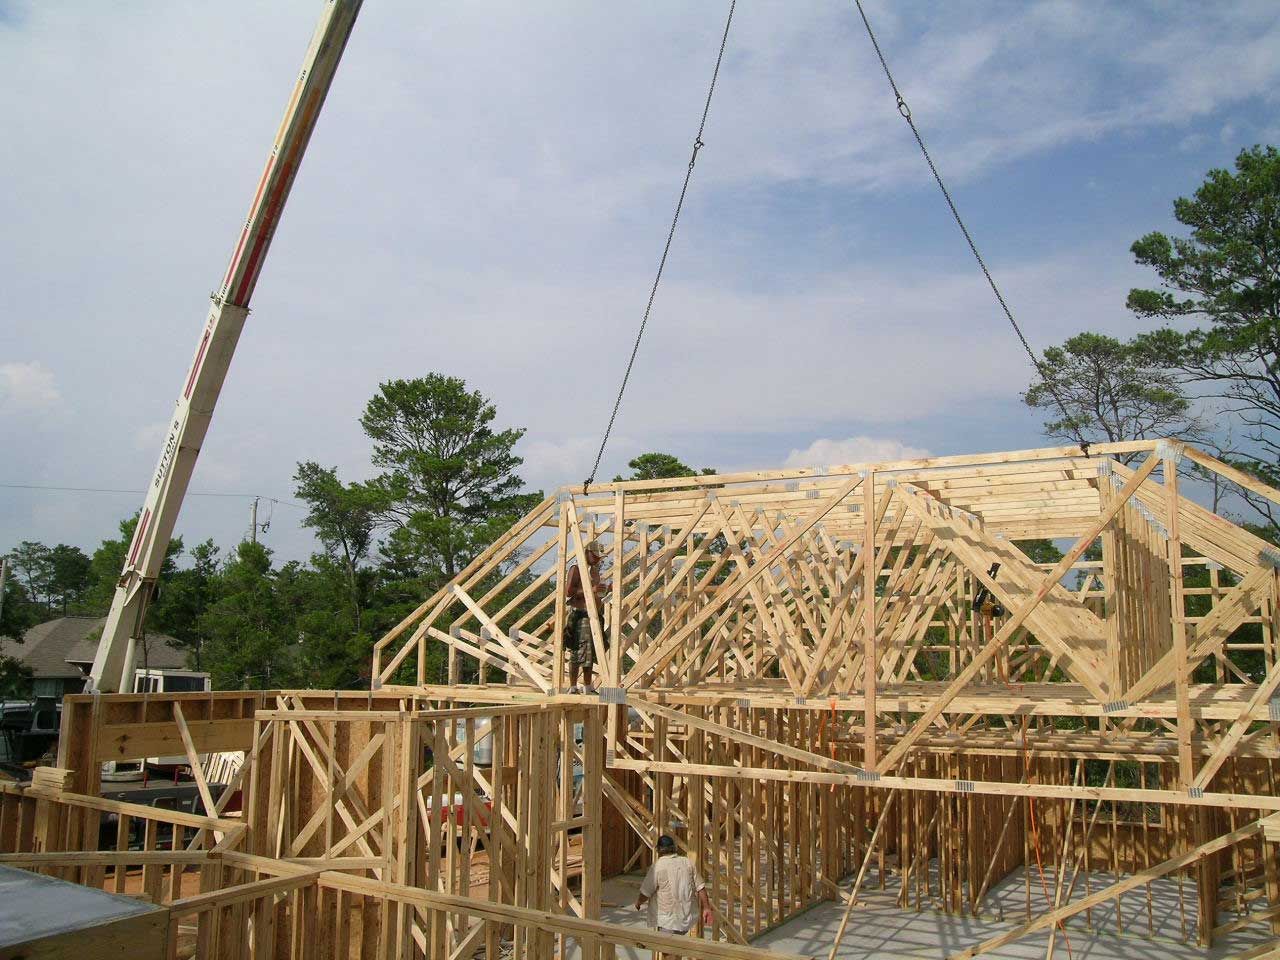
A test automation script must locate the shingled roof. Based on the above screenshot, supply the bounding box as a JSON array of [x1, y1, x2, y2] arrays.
[[0, 616, 188, 678]]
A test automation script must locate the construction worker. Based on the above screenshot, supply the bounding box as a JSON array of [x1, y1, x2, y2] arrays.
[[564, 540, 607, 693], [635, 834, 713, 940]]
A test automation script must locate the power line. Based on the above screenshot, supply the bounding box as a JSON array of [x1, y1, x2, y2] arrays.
[[0, 481, 303, 507]]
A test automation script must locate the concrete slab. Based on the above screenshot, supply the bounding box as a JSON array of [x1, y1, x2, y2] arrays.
[[0, 863, 169, 957], [753, 867, 1275, 959], [567, 867, 1276, 959]]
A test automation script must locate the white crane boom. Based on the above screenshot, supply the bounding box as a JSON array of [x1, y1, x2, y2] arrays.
[[90, 0, 364, 693]]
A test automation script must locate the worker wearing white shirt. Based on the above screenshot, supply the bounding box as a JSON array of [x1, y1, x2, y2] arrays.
[[635, 835, 713, 935]]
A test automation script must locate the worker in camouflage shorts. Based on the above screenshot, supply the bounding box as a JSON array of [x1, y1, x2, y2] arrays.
[[564, 540, 608, 693]]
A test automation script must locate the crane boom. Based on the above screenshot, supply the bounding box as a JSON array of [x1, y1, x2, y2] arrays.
[[90, 0, 364, 693]]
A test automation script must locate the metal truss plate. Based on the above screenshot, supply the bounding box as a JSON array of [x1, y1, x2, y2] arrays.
[[1155, 440, 1184, 464]]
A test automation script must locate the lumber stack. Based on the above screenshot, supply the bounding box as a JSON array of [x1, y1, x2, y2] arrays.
[[30, 766, 74, 793]]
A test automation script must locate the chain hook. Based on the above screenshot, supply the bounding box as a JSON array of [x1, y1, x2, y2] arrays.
[[855, 0, 1079, 451], [689, 137, 705, 170]]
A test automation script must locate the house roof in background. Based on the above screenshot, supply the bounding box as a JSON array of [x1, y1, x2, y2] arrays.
[[0, 616, 187, 678]]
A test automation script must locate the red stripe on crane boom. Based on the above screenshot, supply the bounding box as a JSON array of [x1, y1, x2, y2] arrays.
[[89, 0, 365, 695]]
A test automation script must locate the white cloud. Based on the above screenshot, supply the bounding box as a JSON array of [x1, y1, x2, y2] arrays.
[[784, 437, 930, 471], [514, 435, 601, 494], [0, 361, 60, 412]]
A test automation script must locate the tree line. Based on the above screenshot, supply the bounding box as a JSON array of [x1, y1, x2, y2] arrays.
[[1, 374, 709, 694]]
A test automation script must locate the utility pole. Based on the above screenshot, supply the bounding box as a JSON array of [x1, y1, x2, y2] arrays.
[[250, 497, 260, 545], [0, 556, 8, 630]]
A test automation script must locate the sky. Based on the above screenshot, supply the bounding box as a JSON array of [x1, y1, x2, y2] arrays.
[[2, 0, 1279, 566]]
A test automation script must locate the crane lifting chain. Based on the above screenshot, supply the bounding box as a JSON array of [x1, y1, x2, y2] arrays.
[[583, 0, 1093, 495], [582, 1, 737, 494]]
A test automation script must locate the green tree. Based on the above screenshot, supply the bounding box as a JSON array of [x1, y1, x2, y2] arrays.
[[286, 460, 387, 689], [362, 540, 442, 677], [47, 544, 91, 614], [199, 541, 298, 689], [9, 541, 53, 611], [156, 540, 221, 670], [614, 453, 724, 569], [0, 577, 42, 639], [5, 542, 92, 616], [287, 558, 374, 689], [1023, 333, 1204, 453], [1129, 145, 1280, 528], [0, 655, 32, 699], [362, 375, 541, 581], [293, 462, 381, 633], [82, 515, 183, 615], [1015, 539, 1064, 565], [613, 452, 715, 482]]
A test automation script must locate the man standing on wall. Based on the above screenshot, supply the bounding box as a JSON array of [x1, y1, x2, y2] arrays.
[[564, 540, 607, 694], [635, 834, 714, 940]]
